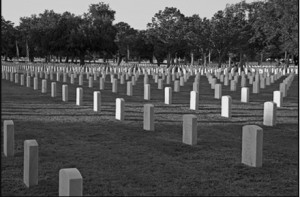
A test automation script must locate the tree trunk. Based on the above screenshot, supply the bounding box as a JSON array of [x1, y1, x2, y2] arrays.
[[229, 56, 231, 67], [190, 51, 194, 65], [80, 55, 85, 66], [26, 39, 29, 62], [208, 50, 211, 64], [59, 56, 62, 63], [259, 52, 263, 65], [217, 51, 222, 68], [167, 51, 171, 67], [65, 56, 69, 63], [127, 45, 130, 62], [203, 52, 207, 66], [15, 40, 19, 59]]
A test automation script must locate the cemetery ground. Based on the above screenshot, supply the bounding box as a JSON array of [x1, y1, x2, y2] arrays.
[[1, 71, 299, 196]]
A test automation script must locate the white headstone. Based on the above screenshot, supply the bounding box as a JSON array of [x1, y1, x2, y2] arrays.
[[76, 88, 83, 106], [3, 120, 14, 157], [23, 140, 38, 187], [221, 96, 232, 118], [143, 104, 154, 131], [241, 125, 263, 167], [190, 91, 199, 110], [116, 98, 125, 121], [93, 91, 101, 112], [263, 101, 276, 126], [273, 91, 282, 107], [164, 87, 172, 105], [182, 114, 197, 146], [59, 168, 82, 196], [241, 87, 249, 103]]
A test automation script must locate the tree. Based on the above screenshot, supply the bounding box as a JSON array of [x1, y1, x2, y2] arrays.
[[114, 22, 137, 64], [251, 0, 298, 66], [1, 17, 17, 61], [147, 7, 186, 67]]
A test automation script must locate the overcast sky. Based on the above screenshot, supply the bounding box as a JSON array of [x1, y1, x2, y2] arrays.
[[2, 0, 258, 30]]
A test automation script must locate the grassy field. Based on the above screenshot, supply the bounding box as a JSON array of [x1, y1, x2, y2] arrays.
[[1, 70, 299, 196]]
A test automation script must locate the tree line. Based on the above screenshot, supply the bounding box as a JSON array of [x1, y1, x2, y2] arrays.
[[1, 0, 298, 67]]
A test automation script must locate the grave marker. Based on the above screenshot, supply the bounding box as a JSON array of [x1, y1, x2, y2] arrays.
[[3, 120, 14, 157], [116, 98, 125, 121], [241, 125, 263, 167], [263, 101, 276, 126], [23, 140, 38, 187], [221, 96, 232, 118], [182, 115, 197, 145], [143, 104, 154, 131], [93, 91, 101, 112], [59, 168, 82, 196]]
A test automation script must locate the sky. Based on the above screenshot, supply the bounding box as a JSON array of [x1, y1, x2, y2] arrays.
[[2, 0, 258, 30]]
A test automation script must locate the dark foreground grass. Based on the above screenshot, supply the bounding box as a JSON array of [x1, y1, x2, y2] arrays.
[[1, 71, 299, 196]]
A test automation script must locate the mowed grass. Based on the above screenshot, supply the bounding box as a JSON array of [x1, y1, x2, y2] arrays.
[[1, 70, 299, 196]]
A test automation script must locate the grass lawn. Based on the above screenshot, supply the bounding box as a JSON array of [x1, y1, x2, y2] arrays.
[[1, 69, 299, 196]]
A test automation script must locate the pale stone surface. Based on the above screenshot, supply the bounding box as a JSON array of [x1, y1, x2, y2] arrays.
[[15, 73, 19, 84], [51, 82, 57, 97], [59, 168, 82, 196], [144, 75, 149, 84], [116, 98, 125, 121], [242, 125, 263, 167], [79, 75, 83, 86], [57, 72, 60, 82], [41, 79, 47, 93], [20, 74, 25, 86], [211, 78, 217, 89], [99, 77, 105, 90], [224, 76, 229, 86], [230, 80, 236, 91], [241, 87, 249, 103], [174, 80, 180, 92], [253, 81, 260, 94], [193, 82, 199, 93], [241, 76, 246, 87], [26, 76, 31, 87], [263, 101, 277, 126], [62, 85, 68, 102], [266, 77, 270, 86], [63, 73, 67, 83], [144, 84, 151, 100], [182, 115, 197, 146], [34, 77, 38, 90], [93, 91, 101, 112], [76, 88, 83, 106], [127, 81, 133, 96], [164, 87, 172, 104], [214, 84, 222, 99], [158, 79, 163, 89], [273, 91, 282, 107], [180, 77, 184, 86], [3, 120, 14, 157], [23, 140, 38, 187], [70, 74, 74, 84], [260, 78, 266, 89], [279, 83, 287, 97], [112, 79, 118, 93], [221, 96, 232, 118], [143, 104, 154, 131], [88, 77, 93, 88], [190, 91, 199, 110], [131, 76, 136, 86]]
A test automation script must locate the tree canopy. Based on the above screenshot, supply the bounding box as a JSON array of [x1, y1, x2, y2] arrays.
[[1, 0, 298, 66]]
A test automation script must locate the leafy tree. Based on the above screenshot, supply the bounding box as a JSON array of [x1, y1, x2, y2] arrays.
[[114, 22, 137, 64], [1, 17, 17, 60], [147, 7, 186, 67]]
